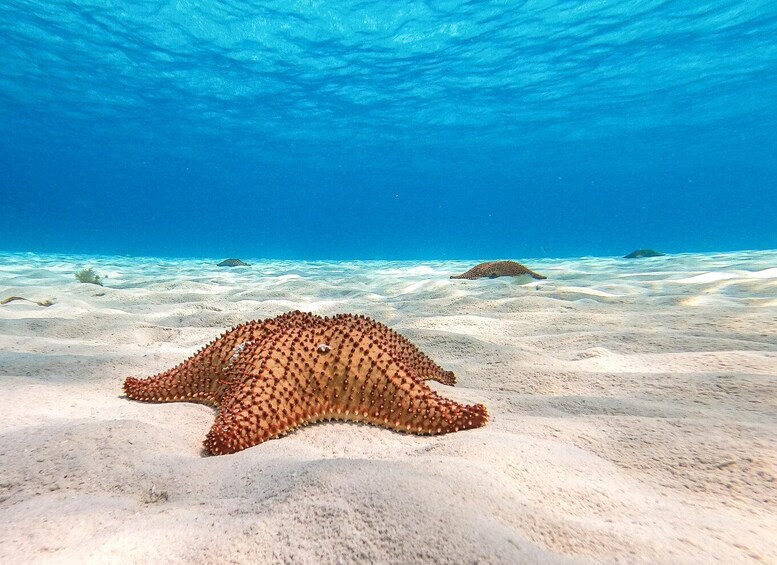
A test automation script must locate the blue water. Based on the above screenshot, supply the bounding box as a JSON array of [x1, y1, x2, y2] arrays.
[[1, 1, 776, 260]]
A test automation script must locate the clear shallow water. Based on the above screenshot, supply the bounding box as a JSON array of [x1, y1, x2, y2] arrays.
[[1, 1, 776, 258], [2, 249, 776, 307]]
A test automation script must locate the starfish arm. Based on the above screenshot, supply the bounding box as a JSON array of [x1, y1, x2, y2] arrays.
[[390, 395, 488, 436], [122, 366, 222, 406], [204, 374, 316, 455], [122, 321, 265, 406], [338, 315, 457, 385], [335, 369, 488, 436], [386, 333, 456, 385]]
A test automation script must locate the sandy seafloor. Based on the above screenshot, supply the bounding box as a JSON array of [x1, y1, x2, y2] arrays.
[[0, 250, 775, 564]]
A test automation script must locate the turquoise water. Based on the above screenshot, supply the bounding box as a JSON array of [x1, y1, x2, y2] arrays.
[[1, 1, 776, 259]]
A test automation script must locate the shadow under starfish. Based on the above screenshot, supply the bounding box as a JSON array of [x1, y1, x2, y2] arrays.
[[123, 310, 488, 455]]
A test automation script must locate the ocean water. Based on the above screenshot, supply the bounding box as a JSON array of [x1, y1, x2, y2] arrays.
[[4, 5, 777, 559], [1, 1, 776, 259], [3, 248, 776, 311]]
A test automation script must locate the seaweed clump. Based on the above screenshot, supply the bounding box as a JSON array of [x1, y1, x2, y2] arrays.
[[75, 267, 103, 286]]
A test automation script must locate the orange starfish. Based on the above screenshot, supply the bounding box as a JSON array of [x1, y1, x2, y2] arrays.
[[123, 311, 488, 455]]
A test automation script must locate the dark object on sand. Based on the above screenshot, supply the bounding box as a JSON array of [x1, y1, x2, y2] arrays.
[[623, 249, 665, 259], [451, 260, 547, 280], [217, 258, 251, 267], [1, 296, 54, 307], [75, 267, 103, 286]]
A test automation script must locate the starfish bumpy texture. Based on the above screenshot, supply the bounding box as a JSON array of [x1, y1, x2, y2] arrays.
[[217, 258, 251, 267], [123, 311, 488, 455], [450, 260, 547, 280]]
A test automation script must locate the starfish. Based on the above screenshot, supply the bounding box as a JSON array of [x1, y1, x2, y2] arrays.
[[123, 311, 488, 455], [450, 260, 546, 280], [217, 258, 251, 267], [623, 249, 665, 259]]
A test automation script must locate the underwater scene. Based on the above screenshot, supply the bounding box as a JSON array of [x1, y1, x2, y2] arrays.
[[1, 1, 776, 564]]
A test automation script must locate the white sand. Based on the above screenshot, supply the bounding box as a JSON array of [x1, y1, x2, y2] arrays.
[[1, 250, 775, 564]]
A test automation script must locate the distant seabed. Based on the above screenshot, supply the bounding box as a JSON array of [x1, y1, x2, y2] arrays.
[[1, 250, 776, 310]]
